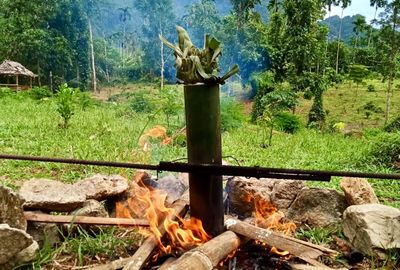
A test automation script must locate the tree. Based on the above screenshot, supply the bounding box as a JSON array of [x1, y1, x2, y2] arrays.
[[352, 15, 367, 49], [118, 6, 132, 61], [335, 0, 352, 74], [133, 0, 176, 88], [183, 0, 221, 46], [230, 0, 261, 28], [369, 0, 387, 47], [375, 0, 400, 124]]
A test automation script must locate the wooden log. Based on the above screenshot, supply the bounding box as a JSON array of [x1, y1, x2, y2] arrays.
[[158, 231, 241, 270], [88, 199, 188, 270], [24, 212, 149, 227], [225, 218, 338, 267]]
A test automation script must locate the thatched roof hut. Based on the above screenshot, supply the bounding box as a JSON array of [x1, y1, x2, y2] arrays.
[[0, 60, 37, 90]]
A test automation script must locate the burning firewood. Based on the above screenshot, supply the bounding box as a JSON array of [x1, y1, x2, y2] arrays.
[[158, 231, 241, 270], [225, 218, 338, 268], [88, 199, 188, 270]]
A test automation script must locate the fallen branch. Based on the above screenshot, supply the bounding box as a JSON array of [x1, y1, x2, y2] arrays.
[[88, 199, 188, 270], [225, 218, 338, 267], [24, 212, 149, 227], [159, 231, 241, 270]]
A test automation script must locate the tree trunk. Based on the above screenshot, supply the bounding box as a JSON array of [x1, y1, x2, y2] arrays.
[[160, 23, 165, 90], [368, 6, 378, 47], [335, 8, 345, 74], [385, 5, 398, 125], [88, 19, 98, 93]]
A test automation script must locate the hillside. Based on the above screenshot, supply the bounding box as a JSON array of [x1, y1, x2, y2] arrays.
[[321, 14, 363, 44]]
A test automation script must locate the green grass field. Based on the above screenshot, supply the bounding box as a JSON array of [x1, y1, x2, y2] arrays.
[[0, 81, 399, 208]]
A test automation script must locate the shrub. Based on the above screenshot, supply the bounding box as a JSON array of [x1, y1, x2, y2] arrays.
[[361, 101, 383, 118], [0, 87, 12, 98], [363, 133, 400, 169], [274, 112, 302, 134], [129, 92, 155, 113], [367, 84, 376, 92], [220, 98, 246, 132], [384, 117, 400, 133], [56, 84, 77, 128], [77, 92, 97, 110], [30, 87, 52, 100]]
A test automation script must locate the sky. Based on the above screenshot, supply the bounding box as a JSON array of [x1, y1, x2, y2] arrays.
[[325, 0, 384, 23]]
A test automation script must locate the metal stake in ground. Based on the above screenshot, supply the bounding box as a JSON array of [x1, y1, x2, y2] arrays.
[[160, 26, 239, 236], [184, 83, 223, 236]]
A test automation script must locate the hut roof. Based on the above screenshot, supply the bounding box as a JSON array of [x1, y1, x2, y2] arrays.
[[0, 60, 37, 77]]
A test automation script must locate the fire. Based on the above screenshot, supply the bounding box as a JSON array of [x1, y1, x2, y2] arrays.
[[253, 198, 296, 236], [116, 181, 210, 254]]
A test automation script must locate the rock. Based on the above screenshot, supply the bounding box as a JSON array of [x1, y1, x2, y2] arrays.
[[74, 174, 129, 201], [0, 186, 27, 230], [156, 175, 187, 205], [27, 218, 61, 248], [72, 200, 109, 218], [226, 177, 304, 217], [13, 241, 39, 265], [0, 224, 34, 265], [340, 177, 379, 205], [19, 179, 86, 212], [287, 188, 348, 228], [271, 180, 305, 210], [343, 204, 400, 257], [112, 181, 149, 219]]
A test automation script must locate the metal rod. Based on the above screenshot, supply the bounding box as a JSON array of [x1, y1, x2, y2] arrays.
[[1, 153, 400, 181]]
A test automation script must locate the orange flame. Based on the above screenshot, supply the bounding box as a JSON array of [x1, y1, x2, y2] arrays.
[[116, 183, 210, 254], [251, 195, 296, 236]]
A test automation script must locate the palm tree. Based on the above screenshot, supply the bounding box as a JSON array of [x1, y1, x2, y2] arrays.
[[353, 15, 367, 49], [118, 7, 132, 60], [368, 0, 387, 47]]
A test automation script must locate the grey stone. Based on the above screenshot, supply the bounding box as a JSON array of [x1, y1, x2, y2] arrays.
[[13, 241, 39, 265], [226, 177, 304, 217], [0, 224, 33, 265], [287, 188, 348, 228], [72, 199, 109, 218], [156, 175, 187, 205], [74, 174, 129, 201], [343, 204, 400, 257], [340, 177, 379, 206], [27, 220, 61, 248], [19, 179, 86, 212], [0, 185, 27, 230]]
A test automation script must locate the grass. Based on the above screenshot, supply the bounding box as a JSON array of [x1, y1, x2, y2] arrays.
[[0, 84, 399, 208], [1, 82, 399, 268], [16, 227, 144, 269], [298, 79, 400, 130]]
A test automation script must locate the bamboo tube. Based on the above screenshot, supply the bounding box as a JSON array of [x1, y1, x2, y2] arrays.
[[159, 231, 241, 270], [24, 212, 149, 227], [184, 84, 224, 236]]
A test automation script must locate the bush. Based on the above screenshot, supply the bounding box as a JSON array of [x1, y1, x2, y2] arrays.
[[274, 112, 302, 134], [0, 87, 12, 98], [29, 87, 52, 100], [367, 84, 376, 92], [384, 117, 400, 133], [129, 92, 155, 113], [364, 133, 400, 169], [221, 98, 246, 132], [56, 84, 77, 128]]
